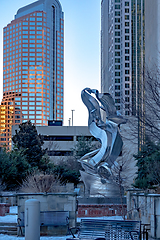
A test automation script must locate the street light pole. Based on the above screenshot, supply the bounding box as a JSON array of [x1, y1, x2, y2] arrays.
[[68, 118, 71, 126], [71, 109, 75, 126]]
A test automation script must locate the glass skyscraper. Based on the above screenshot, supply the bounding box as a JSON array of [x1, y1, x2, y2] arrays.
[[1, 0, 64, 149]]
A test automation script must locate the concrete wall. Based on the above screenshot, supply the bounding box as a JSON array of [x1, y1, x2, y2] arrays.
[[127, 190, 160, 239]]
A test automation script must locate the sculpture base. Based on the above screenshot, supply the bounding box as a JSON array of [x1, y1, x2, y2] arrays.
[[80, 170, 123, 197]]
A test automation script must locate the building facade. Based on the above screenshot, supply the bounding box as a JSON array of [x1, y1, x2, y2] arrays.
[[131, 0, 145, 148], [0, 92, 22, 149], [101, 0, 160, 150], [2, 0, 64, 128], [101, 0, 132, 116], [12, 125, 98, 163]]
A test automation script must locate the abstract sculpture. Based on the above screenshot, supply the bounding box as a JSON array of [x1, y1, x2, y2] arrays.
[[79, 88, 127, 196]]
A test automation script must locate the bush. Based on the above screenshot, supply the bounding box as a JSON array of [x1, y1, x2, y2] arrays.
[[20, 172, 63, 193]]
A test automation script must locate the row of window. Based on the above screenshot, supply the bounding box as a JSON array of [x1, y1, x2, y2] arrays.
[[4, 13, 44, 31], [115, 83, 130, 90], [22, 119, 47, 124]]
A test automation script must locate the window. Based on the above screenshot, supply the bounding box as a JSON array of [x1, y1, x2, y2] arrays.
[[115, 52, 120, 56], [125, 77, 129, 81], [125, 63, 130, 68], [115, 38, 120, 43], [125, 36, 129, 40], [115, 65, 120, 69], [115, 18, 120, 23], [125, 90, 130, 95], [125, 15, 129, 20], [125, 104, 130, 109], [125, 83, 130, 88], [125, 56, 129, 61], [37, 13, 42, 16], [115, 79, 120, 83], [125, 70, 129, 74], [115, 58, 120, 63], [125, 49, 129, 54], [115, 92, 120, 97], [125, 29, 129, 33], [115, 25, 120, 29], [125, 22, 129, 26], [125, 42, 129, 47], [115, 99, 120, 103], [115, 32, 120, 36], [115, 11, 120, 16], [22, 93, 28, 96], [115, 72, 120, 76], [125, 2, 129, 6], [125, 97, 130, 102], [115, 45, 120, 49], [30, 18, 35, 21], [125, 9, 129, 13], [115, 85, 120, 90], [115, 5, 120, 9]]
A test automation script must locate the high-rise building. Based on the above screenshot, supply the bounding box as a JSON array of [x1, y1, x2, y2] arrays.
[[2, 0, 64, 128], [101, 0, 160, 149], [101, 0, 132, 116]]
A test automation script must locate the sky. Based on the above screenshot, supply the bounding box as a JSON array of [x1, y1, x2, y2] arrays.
[[0, 0, 101, 126]]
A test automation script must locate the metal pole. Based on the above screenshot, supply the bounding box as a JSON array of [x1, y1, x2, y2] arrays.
[[68, 118, 71, 126], [71, 110, 75, 126]]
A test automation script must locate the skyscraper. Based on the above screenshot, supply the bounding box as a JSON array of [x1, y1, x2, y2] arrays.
[[2, 0, 64, 127], [101, 0, 160, 149], [101, 0, 132, 116]]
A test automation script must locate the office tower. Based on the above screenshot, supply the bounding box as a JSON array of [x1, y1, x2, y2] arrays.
[[101, 0, 160, 150], [101, 0, 132, 116], [2, 0, 64, 128], [0, 92, 22, 149]]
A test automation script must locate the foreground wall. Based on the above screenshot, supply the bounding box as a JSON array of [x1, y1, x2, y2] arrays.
[[17, 192, 77, 236], [127, 189, 160, 239]]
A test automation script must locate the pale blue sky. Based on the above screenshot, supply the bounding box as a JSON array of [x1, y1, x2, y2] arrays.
[[0, 0, 101, 126]]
